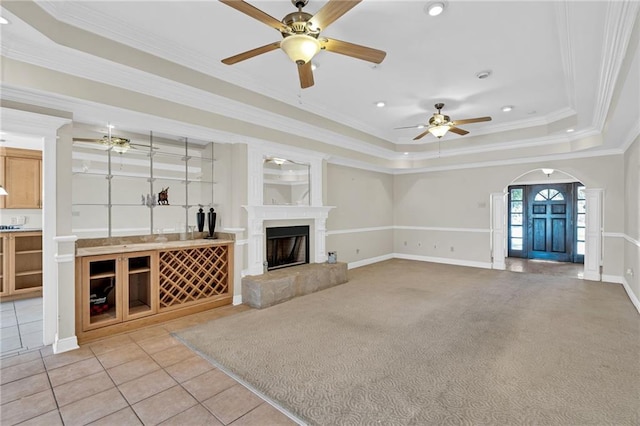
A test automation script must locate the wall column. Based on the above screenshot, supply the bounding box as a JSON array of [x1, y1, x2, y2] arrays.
[[491, 192, 507, 270], [584, 188, 604, 281]]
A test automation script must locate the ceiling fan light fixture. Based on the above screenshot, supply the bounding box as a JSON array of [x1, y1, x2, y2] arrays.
[[542, 168, 554, 176], [280, 34, 321, 65], [112, 141, 130, 154], [426, 2, 445, 16], [429, 125, 450, 138]]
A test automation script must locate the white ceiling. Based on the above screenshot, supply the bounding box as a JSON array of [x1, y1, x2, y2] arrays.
[[0, 0, 638, 170]]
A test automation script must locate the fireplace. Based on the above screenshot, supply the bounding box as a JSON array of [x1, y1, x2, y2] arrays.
[[266, 226, 310, 271]]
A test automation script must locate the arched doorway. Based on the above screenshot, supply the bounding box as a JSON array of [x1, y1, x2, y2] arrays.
[[492, 168, 603, 281]]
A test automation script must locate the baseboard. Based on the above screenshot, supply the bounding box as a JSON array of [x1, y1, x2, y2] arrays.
[[348, 254, 394, 269], [53, 335, 79, 354], [233, 295, 243, 306], [601, 274, 624, 284], [583, 271, 601, 281], [394, 253, 493, 269], [621, 277, 640, 314]]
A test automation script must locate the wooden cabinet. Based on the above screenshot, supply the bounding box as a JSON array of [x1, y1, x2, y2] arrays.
[[0, 231, 43, 301], [0, 148, 42, 209], [75, 241, 233, 343], [80, 251, 158, 332]]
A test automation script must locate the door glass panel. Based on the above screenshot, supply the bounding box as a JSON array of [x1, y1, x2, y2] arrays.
[[511, 238, 523, 250], [510, 188, 523, 201], [511, 226, 523, 238], [511, 213, 522, 225], [577, 228, 585, 240], [511, 201, 523, 213], [577, 241, 585, 255], [577, 200, 586, 213], [577, 213, 586, 227]]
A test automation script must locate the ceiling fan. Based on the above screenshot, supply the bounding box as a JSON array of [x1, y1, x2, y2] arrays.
[[397, 103, 492, 140], [72, 136, 156, 154], [219, 0, 386, 88]]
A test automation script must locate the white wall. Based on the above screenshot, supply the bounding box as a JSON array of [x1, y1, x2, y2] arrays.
[[326, 164, 394, 265], [623, 136, 640, 310]]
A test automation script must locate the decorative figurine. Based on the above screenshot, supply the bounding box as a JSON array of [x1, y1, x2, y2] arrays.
[[197, 207, 205, 232], [207, 207, 217, 239], [89, 278, 115, 315], [158, 187, 169, 205]]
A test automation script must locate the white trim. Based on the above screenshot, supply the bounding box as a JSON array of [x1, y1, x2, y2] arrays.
[[233, 295, 243, 306], [52, 335, 79, 354], [394, 253, 492, 270], [54, 254, 75, 263], [235, 239, 249, 246], [348, 254, 394, 270], [53, 235, 79, 243], [602, 232, 640, 248], [327, 226, 393, 236], [395, 226, 490, 233], [621, 277, 640, 315], [601, 275, 624, 284]]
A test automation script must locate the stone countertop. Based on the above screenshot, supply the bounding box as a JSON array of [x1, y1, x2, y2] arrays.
[[76, 238, 234, 257], [0, 228, 42, 233]]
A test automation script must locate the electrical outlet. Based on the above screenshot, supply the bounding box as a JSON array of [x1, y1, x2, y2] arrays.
[[450, 246, 455, 252], [418, 242, 421, 247], [404, 241, 407, 246], [356, 248, 360, 254], [626, 268, 634, 277], [10, 217, 17, 225]]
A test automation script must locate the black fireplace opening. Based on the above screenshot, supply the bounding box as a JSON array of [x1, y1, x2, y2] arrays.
[[266, 226, 310, 271]]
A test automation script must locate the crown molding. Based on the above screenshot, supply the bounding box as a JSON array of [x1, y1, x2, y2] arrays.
[[592, 0, 640, 132], [555, 1, 577, 110]]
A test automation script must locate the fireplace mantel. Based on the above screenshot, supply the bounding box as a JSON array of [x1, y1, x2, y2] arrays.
[[243, 205, 335, 276]]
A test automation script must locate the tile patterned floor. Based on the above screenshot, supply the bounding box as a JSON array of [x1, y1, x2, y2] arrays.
[[1, 297, 44, 358], [0, 305, 297, 425]]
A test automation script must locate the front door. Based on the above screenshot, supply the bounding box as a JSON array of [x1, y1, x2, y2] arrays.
[[527, 184, 573, 261]]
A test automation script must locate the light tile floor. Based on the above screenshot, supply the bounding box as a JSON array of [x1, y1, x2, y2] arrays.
[[1, 297, 44, 358], [0, 304, 297, 425], [505, 257, 584, 279]]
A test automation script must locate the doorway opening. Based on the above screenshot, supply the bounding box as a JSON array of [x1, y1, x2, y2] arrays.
[[507, 182, 585, 265]]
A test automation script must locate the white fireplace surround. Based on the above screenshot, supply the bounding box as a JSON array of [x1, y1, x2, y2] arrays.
[[244, 145, 334, 276], [243, 205, 334, 275]]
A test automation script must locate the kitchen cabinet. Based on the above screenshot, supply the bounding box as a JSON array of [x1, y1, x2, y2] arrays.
[[0, 148, 42, 209], [0, 231, 43, 301]]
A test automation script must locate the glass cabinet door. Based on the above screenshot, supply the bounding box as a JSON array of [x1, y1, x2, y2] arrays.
[[86, 256, 120, 329]]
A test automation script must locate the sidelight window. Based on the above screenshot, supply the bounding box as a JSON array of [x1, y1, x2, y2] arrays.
[[576, 185, 586, 255]]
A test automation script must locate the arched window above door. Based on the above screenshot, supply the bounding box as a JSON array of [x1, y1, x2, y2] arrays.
[[534, 188, 565, 201]]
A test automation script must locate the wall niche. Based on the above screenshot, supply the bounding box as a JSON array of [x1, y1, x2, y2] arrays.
[[71, 127, 217, 239]]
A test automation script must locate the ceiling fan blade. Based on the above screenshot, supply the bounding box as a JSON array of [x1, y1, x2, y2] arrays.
[[321, 38, 386, 64], [309, 0, 361, 31], [297, 61, 315, 89], [452, 116, 492, 125], [72, 138, 102, 143], [221, 42, 281, 65], [413, 129, 431, 141], [448, 126, 469, 136], [394, 125, 426, 130], [218, 0, 286, 31]]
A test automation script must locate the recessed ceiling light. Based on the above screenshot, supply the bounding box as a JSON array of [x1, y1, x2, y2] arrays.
[[0, 16, 9, 25], [375, 101, 386, 108], [476, 70, 492, 80], [425, 2, 445, 16], [403, 152, 409, 155], [501, 105, 513, 112], [417, 125, 425, 129], [566, 128, 575, 133], [107, 124, 115, 129]]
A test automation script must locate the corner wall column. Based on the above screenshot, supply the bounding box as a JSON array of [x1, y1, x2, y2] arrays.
[[491, 192, 507, 270], [584, 188, 604, 281]]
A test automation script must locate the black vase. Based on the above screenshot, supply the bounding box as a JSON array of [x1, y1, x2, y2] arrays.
[[207, 208, 217, 238], [196, 208, 205, 232]]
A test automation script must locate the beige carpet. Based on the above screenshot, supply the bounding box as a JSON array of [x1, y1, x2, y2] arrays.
[[176, 259, 640, 425]]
